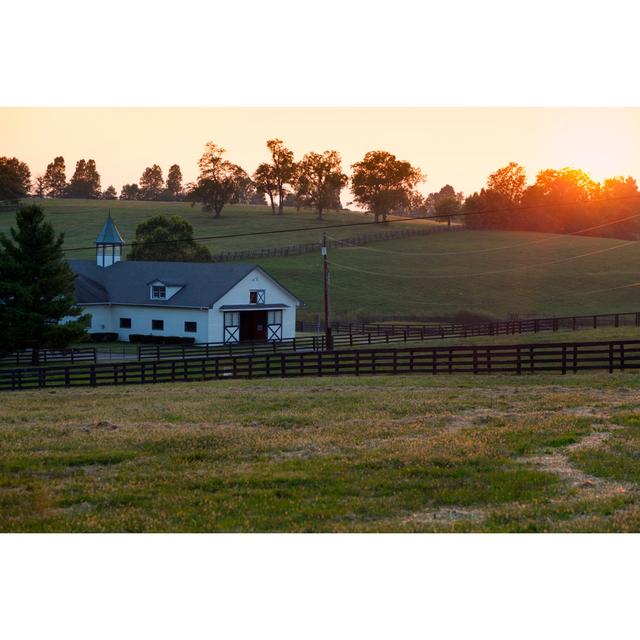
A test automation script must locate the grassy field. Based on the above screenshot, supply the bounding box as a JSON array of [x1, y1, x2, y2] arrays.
[[1, 198, 431, 259], [261, 230, 640, 320], [2, 372, 640, 532], [3, 198, 639, 321]]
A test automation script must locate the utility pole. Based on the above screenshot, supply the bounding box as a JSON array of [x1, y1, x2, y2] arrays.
[[322, 233, 333, 350]]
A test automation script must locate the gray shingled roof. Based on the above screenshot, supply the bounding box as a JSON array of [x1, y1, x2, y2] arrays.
[[69, 260, 269, 308], [95, 215, 124, 245]]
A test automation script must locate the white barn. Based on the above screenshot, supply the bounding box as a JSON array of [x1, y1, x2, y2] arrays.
[[69, 216, 302, 344]]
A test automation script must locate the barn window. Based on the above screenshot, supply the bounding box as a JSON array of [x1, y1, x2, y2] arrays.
[[151, 285, 166, 299], [184, 321, 197, 333], [152, 319, 164, 331], [249, 289, 265, 304], [119, 317, 132, 328]]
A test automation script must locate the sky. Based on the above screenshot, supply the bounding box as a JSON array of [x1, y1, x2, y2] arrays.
[[2, 107, 640, 202]]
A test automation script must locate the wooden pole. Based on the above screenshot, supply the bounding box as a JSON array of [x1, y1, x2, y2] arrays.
[[322, 233, 333, 350]]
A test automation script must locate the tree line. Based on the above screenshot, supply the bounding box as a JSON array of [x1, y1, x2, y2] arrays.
[[0, 141, 426, 222], [3, 146, 640, 236]]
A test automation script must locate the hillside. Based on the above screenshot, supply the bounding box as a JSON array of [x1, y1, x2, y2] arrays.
[[2, 199, 639, 321], [0, 198, 433, 259], [260, 230, 640, 321]]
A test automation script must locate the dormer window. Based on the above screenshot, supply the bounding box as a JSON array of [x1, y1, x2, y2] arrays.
[[249, 289, 265, 304], [152, 285, 167, 299]]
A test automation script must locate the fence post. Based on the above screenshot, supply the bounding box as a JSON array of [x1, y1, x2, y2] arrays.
[[561, 345, 567, 375], [516, 347, 522, 375], [609, 343, 614, 373], [620, 343, 625, 370], [473, 348, 478, 374]]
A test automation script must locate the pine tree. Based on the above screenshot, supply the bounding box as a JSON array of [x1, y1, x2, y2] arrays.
[[0, 205, 89, 361]]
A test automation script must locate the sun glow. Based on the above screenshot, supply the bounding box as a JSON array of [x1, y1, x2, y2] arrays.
[[534, 109, 639, 185]]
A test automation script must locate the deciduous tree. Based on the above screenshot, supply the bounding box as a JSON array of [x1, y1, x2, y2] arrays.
[[0, 157, 31, 203], [66, 159, 101, 198], [102, 185, 118, 200], [0, 205, 89, 360], [294, 150, 347, 219], [190, 142, 250, 218], [43, 156, 67, 198], [350, 151, 425, 223], [265, 139, 296, 215], [166, 164, 183, 200], [34, 175, 46, 198], [253, 163, 278, 215], [139, 164, 165, 200], [128, 215, 211, 262], [120, 183, 140, 200], [487, 162, 527, 206]]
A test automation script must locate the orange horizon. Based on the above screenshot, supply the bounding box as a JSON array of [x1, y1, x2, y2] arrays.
[[2, 107, 640, 200]]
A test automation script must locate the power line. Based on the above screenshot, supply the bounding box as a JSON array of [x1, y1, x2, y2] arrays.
[[58, 192, 640, 254], [326, 211, 640, 257], [328, 240, 637, 280]]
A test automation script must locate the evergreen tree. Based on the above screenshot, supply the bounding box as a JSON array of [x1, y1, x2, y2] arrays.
[[0, 205, 89, 360]]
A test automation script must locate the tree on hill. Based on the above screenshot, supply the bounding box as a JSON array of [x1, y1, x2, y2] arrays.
[[43, 156, 67, 198], [0, 205, 89, 361], [0, 157, 31, 203], [294, 150, 348, 219], [139, 164, 165, 200], [128, 215, 212, 262], [102, 185, 118, 200], [33, 175, 47, 198], [265, 139, 296, 215], [253, 162, 278, 214], [120, 183, 140, 200], [190, 142, 250, 218], [350, 151, 425, 223], [487, 162, 527, 206], [425, 184, 463, 215], [166, 164, 183, 200], [66, 159, 101, 198], [521, 167, 598, 232]]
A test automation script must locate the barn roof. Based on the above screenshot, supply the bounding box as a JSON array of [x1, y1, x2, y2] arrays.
[[69, 260, 301, 309]]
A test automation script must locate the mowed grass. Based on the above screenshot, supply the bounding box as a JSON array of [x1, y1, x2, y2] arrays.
[[2, 372, 640, 532]]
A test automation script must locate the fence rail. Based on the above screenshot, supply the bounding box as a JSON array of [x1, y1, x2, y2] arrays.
[[319, 311, 640, 338], [0, 347, 96, 368], [210, 224, 455, 262], [2, 339, 639, 391]]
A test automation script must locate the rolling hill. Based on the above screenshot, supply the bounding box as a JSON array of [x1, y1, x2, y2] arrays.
[[2, 199, 639, 321]]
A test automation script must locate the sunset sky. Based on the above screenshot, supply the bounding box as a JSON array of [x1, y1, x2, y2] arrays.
[[2, 107, 640, 201]]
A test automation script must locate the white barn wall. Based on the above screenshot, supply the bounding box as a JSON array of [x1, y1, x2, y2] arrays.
[[77, 267, 299, 344], [210, 268, 300, 342], [83, 305, 209, 342]]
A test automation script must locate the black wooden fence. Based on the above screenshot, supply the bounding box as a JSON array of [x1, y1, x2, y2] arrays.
[[210, 224, 455, 262], [312, 311, 640, 338], [0, 347, 97, 368], [3, 339, 639, 391]]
